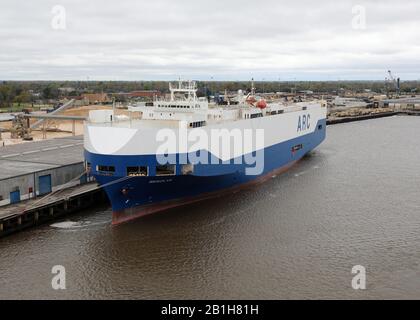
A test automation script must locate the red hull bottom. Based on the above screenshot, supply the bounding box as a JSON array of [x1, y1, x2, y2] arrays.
[[112, 160, 298, 226]]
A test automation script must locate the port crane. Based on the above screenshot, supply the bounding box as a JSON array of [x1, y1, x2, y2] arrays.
[[385, 70, 400, 98]]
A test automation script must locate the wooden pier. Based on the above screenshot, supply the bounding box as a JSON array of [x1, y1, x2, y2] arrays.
[[0, 182, 107, 238]]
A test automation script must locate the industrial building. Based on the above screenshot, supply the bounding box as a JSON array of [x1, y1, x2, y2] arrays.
[[0, 136, 87, 206], [80, 93, 111, 105]]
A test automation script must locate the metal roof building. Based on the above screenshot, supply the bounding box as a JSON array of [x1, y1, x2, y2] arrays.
[[0, 136, 87, 206]]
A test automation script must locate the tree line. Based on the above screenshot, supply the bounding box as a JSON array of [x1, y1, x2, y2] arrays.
[[1, 80, 419, 108]]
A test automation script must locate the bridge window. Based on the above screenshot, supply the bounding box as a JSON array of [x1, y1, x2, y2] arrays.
[[127, 166, 148, 177], [250, 113, 263, 119], [156, 164, 176, 176], [97, 165, 115, 176]]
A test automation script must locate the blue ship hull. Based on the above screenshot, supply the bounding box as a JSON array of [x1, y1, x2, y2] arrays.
[[85, 119, 326, 224]]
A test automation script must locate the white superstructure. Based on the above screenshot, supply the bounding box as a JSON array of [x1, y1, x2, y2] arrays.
[[89, 80, 326, 128], [85, 81, 327, 160]]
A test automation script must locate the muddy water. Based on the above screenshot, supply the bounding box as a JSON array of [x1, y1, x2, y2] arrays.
[[0, 116, 419, 299]]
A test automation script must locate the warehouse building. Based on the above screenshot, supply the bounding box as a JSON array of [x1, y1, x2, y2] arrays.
[[0, 136, 89, 207]]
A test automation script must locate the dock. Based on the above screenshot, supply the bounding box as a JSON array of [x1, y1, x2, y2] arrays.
[[0, 135, 108, 237], [327, 109, 420, 125], [327, 111, 398, 125], [0, 182, 107, 237], [398, 109, 420, 116]]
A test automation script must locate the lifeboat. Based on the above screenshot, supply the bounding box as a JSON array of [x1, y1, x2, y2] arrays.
[[256, 99, 267, 109]]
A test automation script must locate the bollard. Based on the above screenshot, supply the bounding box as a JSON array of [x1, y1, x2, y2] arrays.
[[34, 212, 39, 222], [49, 207, 54, 216], [17, 217, 22, 225], [0, 223, 3, 232]]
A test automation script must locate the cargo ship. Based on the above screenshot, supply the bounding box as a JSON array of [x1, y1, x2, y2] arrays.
[[84, 81, 327, 225]]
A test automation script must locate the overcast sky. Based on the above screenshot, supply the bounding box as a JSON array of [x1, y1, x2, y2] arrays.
[[0, 0, 419, 81]]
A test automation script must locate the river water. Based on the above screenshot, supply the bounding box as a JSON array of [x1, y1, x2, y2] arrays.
[[0, 115, 419, 299]]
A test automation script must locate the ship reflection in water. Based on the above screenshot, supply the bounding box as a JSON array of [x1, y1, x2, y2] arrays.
[[0, 116, 419, 299]]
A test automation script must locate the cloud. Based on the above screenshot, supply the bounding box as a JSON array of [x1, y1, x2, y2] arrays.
[[0, 0, 419, 80]]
